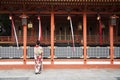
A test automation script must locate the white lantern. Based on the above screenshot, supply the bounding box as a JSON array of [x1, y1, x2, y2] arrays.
[[78, 23, 82, 30], [28, 22, 33, 28]]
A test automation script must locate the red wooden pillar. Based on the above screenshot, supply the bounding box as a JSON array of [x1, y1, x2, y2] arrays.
[[109, 25, 114, 64], [51, 12, 55, 64], [20, 14, 28, 65], [23, 25, 27, 64], [83, 12, 87, 64]]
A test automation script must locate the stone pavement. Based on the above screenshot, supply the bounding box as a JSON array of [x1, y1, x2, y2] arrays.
[[0, 69, 120, 80]]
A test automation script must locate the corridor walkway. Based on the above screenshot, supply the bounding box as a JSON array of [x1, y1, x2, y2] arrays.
[[0, 69, 120, 80]]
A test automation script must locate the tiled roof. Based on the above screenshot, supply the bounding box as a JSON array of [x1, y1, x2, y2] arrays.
[[0, 0, 120, 14]]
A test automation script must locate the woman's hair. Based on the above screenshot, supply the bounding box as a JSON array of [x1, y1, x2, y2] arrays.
[[36, 40, 40, 45]]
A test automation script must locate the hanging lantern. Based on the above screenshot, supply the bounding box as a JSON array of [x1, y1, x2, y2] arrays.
[[102, 24, 105, 29], [20, 14, 28, 26], [110, 14, 119, 26], [78, 23, 82, 30], [28, 21, 33, 28]]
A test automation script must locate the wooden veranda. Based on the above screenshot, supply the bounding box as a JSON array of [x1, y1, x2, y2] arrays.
[[0, 0, 120, 68]]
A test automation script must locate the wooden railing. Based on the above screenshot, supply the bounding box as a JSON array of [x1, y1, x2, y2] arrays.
[[87, 35, 110, 44], [0, 35, 120, 45]]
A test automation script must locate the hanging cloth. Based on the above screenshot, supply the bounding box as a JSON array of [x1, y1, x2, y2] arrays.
[[68, 16, 75, 52], [10, 16, 19, 48], [38, 16, 42, 41], [99, 20, 102, 45]]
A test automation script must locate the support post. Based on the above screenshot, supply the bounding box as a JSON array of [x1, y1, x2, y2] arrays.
[[109, 25, 114, 64], [20, 14, 28, 65], [23, 25, 27, 64], [51, 12, 54, 64], [83, 12, 87, 64]]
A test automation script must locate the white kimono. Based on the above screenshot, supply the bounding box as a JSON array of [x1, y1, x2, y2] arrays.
[[34, 45, 43, 59]]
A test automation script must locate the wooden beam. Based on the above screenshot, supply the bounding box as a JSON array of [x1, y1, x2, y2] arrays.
[[0, 11, 120, 15]]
